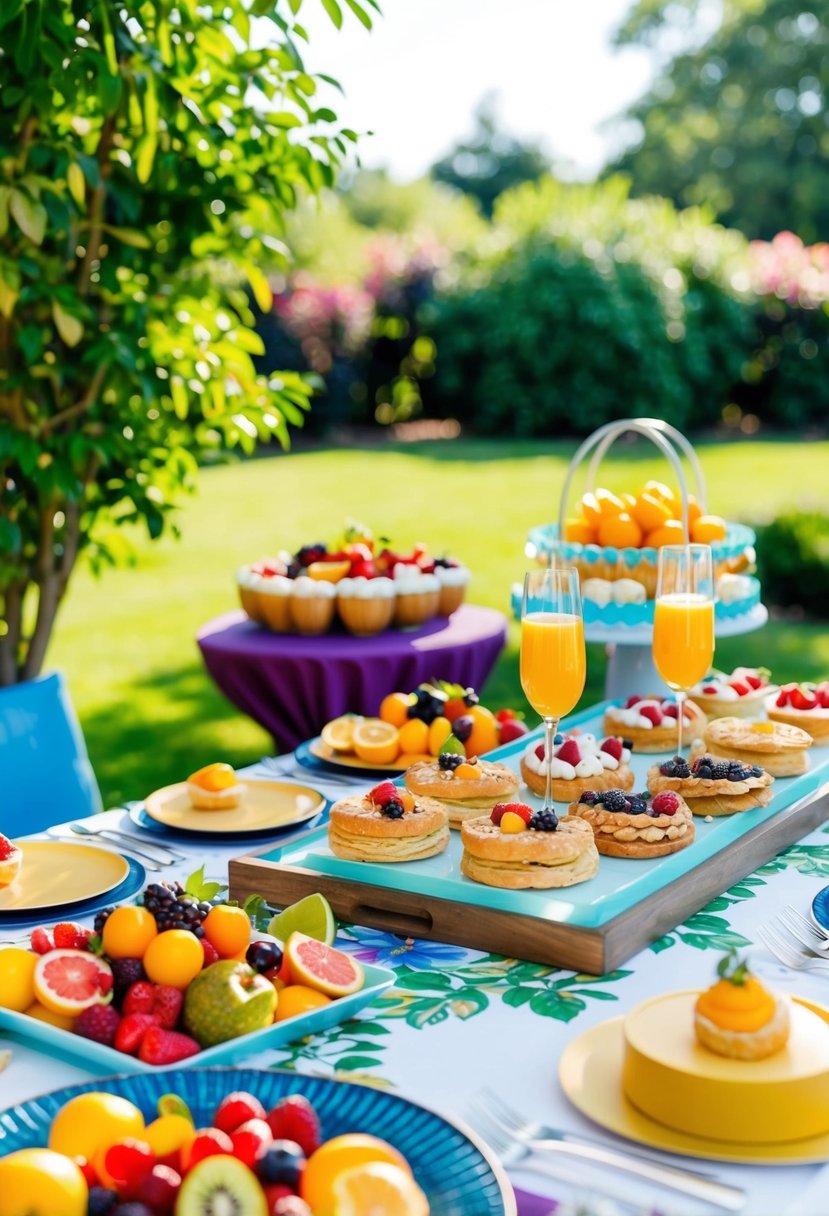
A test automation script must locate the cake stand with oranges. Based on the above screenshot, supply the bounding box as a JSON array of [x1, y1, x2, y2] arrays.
[[519, 419, 767, 700]]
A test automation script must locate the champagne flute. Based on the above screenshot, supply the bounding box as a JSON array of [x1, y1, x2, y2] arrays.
[[520, 567, 586, 817], [652, 544, 715, 755]]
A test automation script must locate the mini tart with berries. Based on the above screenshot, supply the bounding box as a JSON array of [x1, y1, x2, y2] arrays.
[[688, 667, 776, 721], [0, 834, 22, 888], [520, 732, 634, 802], [699, 715, 813, 778], [328, 782, 449, 862], [602, 695, 706, 754], [766, 682, 829, 746], [694, 952, 790, 1062], [459, 803, 599, 889], [648, 752, 774, 816], [186, 762, 246, 810], [404, 757, 520, 829], [567, 788, 695, 858]]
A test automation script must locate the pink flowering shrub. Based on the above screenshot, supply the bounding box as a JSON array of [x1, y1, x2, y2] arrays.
[[749, 231, 829, 308]]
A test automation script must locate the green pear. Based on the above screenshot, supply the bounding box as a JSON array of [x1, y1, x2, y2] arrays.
[[183, 960, 276, 1047]]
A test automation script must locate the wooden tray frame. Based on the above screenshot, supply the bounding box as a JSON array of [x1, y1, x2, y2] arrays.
[[230, 780, 829, 975]]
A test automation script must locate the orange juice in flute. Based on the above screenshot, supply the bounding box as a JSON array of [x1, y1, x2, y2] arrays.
[[520, 568, 586, 815], [653, 544, 715, 753]]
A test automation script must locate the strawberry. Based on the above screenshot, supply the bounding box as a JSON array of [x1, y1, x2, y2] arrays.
[[104, 1139, 156, 1189], [214, 1092, 267, 1135], [264, 1186, 300, 1214], [182, 1128, 234, 1173], [651, 792, 680, 816], [625, 694, 642, 708], [75, 1004, 121, 1047], [54, 923, 93, 950], [599, 737, 623, 761], [266, 1096, 321, 1157], [153, 986, 184, 1029], [368, 781, 398, 807], [123, 981, 156, 1017], [728, 679, 751, 697], [138, 1027, 201, 1066], [230, 1118, 272, 1168], [792, 686, 819, 711], [662, 703, 679, 718], [490, 802, 533, 827], [499, 719, 528, 744], [490, 803, 509, 826], [202, 939, 220, 968], [30, 927, 54, 955], [556, 738, 581, 766], [495, 709, 518, 724], [817, 682, 829, 709], [744, 673, 764, 690], [115, 1012, 161, 1055], [534, 742, 546, 761], [639, 705, 663, 727]]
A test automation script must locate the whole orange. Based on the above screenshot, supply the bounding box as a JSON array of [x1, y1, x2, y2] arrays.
[[143, 929, 204, 989], [464, 705, 500, 757], [378, 692, 411, 728], [644, 519, 687, 548], [274, 984, 331, 1022], [202, 905, 251, 958], [596, 512, 643, 549], [562, 517, 596, 544], [102, 906, 158, 960], [691, 514, 727, 543], [397, 718, 429, 755]]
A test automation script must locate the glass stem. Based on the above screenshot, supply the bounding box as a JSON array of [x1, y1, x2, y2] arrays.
[[543, 716, 559, 814], [676, 690, 686, 756]]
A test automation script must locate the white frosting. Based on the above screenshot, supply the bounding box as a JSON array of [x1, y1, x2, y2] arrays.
[[690, 668, 767, 698], [693, 679, 739, 700], [609, 696, 694, 727], [435, 564, 470, 587], [393, 565, 440, 594], [257, 574, 294, 598], [236, 566, 264, 590], [717, 573, 754, 604], [612, 578, 647, 605], [337, 576, 396, 601], [291, 576, 336, 599], [522, 733, 631, 778], [612, 708, 654, 728], [582, 578, 612, 606]]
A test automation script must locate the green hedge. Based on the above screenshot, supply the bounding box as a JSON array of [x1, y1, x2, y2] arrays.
[[755, 513, 829, 619]]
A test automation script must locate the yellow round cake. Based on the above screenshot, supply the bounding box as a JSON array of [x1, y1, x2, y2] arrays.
[[622, 991, 829, 1143]]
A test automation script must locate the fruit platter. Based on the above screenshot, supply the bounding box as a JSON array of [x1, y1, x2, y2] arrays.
[[305, 680, 529, 774], [0, 873, 392, 1074], [236, 520, 470, 636], [0, 1067, 513, 1214]]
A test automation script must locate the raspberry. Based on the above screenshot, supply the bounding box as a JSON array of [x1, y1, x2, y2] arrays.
[[230, 1118, 272, 1168], [528, 809, 559, 832], [54, 922, 93, 950], [369, 781, 398, 806], [266, 1097, 321, 1157], [30, 927, 54, 955], [202, 939, 220, 967], [491, 802, 532, 827], [639, 705, 663, 727], [534, 742, 546, 761], [490, 803, 508, 825], [75, 1004, 122, 1047], [599, 737, 623, 761], [651, 792, 680, 816], [600, 790, 629, 812], [104, 1139, 155, 1189], [214, 1092, 267, 1135]]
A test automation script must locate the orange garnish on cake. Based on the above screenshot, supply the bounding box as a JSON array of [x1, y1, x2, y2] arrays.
[[188, 762, 238, 791], [186, 763, 245, 810], [694, 951, 789, 1060]]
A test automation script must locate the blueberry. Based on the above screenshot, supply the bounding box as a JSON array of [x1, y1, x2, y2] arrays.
[[528, 810, 559, 832], [87, 1189, 119, 1216], [258, 1140, 306, 1187], [578, 790, 597, 805], [381, 799, 405, 819], [751, 765, 764, 776], [554, 733, 564, 745], [246, 939, 283, 973], [438, 752, 463, 771]]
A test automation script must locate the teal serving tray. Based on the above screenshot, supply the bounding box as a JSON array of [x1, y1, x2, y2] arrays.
[[0, 960, 394, 1075], [230, 702, 829, 975]]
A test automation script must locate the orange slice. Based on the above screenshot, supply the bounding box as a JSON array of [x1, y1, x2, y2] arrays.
[[33, 949, 114, 1017], [352, 718, 399, 764], [333, 1162, 429, 1216], [321, 715, 362, 753], [307, 560, 351, 583], [284, 932, 365, 997], [302, 1135, 409, 1213], [188, 762, 237, 791]]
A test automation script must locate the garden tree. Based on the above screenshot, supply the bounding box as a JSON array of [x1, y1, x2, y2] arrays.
[[608, 0, 829, 240], [431, 95, 550, 217], [0, 0, 377, 687]]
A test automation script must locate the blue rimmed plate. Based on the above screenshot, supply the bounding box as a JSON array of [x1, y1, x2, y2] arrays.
[[296, 737, 406, 777], [128, 801, 327, 842], [811, 886, 829, 935], [0, 1067, 514, 1214], [0, 854, 145, 931]]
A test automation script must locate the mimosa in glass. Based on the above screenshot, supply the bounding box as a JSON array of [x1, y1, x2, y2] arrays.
[[653, 545, 715, 753], [520, 568, 586, 816]]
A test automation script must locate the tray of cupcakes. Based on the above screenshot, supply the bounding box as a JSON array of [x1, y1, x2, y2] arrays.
[[229, 685, 829, 976], [236, 521, 470, 636]]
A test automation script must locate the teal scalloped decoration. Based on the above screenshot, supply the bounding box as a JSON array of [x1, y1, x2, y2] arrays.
[[527, 521, 756, 565], [510, 578, 761, 626]]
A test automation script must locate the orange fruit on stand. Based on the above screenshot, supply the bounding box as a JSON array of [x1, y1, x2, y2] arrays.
[[597, 512, 643, 549], [630, 492, 672, 535], [32, 950, 114, 1017], [379, 692, 413, 728], [352, 719, 400, 765], [284, 932, 365, 997], [562, 517, 597, 545], [25, 1001, 75, 1031], [142, 928, 204, 988], [102, 905, 158, 959], [307, 560, 351, 582], [691, 514, 728, 543], [202, 904, 251, 958], [644, 519, 687, 548], [301, 1134, 410, 1213], [594, 488, 625, 516]]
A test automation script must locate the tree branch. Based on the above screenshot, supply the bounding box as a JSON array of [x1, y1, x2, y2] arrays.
[[78, 114, 117, 297], [40, 361, 110, 435], [0, 582, 23, 687]]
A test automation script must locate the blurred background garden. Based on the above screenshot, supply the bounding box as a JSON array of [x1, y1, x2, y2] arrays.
[[2, 0, 828, 805]]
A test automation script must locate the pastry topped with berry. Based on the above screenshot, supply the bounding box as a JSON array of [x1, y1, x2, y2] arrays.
[[520, 732, 634, 802], [459, 801, 599, 889], [404, 754, 520, 829], [648, 752, 774, 817], [328, 781, 449, 863], [186, 763, 246, 811], [696, 715, 813, 778], [568, 788, 695, 858], [695, 951, 790, 1061], [603, 695, 706, 754], [688, 667, 776, 720], [766, 682, 829, 746], [0, 834, 22, 889]]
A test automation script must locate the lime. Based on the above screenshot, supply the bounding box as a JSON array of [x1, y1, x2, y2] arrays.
[[439, 733, 466, 756], [268, 893, 336, 946], [157, 1093, 194, 1124]]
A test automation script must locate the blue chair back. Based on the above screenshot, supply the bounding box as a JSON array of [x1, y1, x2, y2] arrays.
[[0, 672, 102, 836]]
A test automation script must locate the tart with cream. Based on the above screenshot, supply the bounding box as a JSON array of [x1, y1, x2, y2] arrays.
[[187, 762, 246, 811], [520, 732, 634, 802], [766, 682, 829, 746], [434, 559, 471, 616], [695, 951, 790, 1061], [603, 695, 706, 753], [0, 834, 22, 888], [688, 667, 775, 720]]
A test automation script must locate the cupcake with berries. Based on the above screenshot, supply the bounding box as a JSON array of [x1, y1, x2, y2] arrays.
[[405, 748, 520, 828], [434, 557, 471, 616], [603, 694, 706, 754], [288, 574, 337, 635], [328, 781, 450, 862], [336, 575, 396, 636], [688, 667, 775, 721], [648, 752, 774, 817], [520, 732, 634, 803], [568, 787, 695, 858], [392, 564, 441, 627], [460, 800, 599, 889], [766, 681, 829, 746], [0, 834, 22, 888]]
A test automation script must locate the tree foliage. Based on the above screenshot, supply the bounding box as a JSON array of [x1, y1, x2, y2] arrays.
[[0, 0, 376, 686], [609, 0, 829, 240]]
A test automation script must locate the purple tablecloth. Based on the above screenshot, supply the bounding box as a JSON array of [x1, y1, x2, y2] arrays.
[[197, 604, 508, 752]]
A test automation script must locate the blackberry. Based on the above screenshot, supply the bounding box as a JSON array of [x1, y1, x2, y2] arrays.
[[529, 809, 559, 832], [110, 957, 145, 1002], [622, 738, 634, 751], [381, 799, 405, 819], [600, 789, 629, 812], [578, 790, 598, 805], [709, 762, 730, 780], [93, 906, 116, 935], [439, 752, 464, 771]]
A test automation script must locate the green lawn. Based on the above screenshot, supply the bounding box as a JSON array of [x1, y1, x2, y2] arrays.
[[46, 436, 829, 807]]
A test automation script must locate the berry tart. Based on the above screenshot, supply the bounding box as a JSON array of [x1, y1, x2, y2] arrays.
[[766, 682, 829, 746], [460, 801, 599, 889], [603, 695, 706, 754], [648, 753, 774, 816], [688, 667, 776, 721], [567, 787, 695, 858], [328, 782, 449, 862], [695, 952, 790, 1061], [186, 763, 246, 811], [404, 755, 520, 828], [336, 575, 396, 636], [695, 716, 813, 778], [519, 733, 634, 802], [434, 558, 471, 616], [0, 834, 22, 888], [392, 564, 441, 627]]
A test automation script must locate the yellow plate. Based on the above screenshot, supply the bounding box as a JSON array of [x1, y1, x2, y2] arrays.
[[308, 738, 409, 773], [559, 1000, 829, 1165], [0, 841, 129, 913], [144, 779, 326, 835]]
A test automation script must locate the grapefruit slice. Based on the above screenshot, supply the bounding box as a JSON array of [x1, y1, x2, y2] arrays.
[[284, 932, 364, 997], [33, 949, 113, 1016]]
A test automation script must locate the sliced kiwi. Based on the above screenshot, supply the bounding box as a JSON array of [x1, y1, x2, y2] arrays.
[[176, 1155, 268, 1216]]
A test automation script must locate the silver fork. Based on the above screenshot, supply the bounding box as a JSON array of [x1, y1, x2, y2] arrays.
[[68, 822, 183, 865], [259, 756, 355, 787], [467, 1096, 745, 1211], [757, 922, 829, 973], [47, 829, 164, 872], [777, 905, 829, 952]]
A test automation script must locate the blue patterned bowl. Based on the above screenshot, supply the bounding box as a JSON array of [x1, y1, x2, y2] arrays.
[[0, 1067, 515, 1215]]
